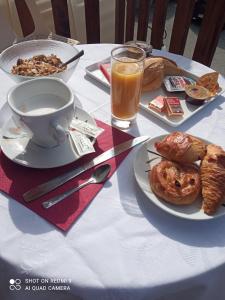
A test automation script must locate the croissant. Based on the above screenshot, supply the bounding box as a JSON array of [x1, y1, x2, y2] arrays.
[[155, 132, 206, 163], [149, 160, 201, 205], [142, 57, 184, 92], [201, 144, 225, 215]]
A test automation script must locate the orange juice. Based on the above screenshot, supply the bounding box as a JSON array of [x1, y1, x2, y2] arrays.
[[111, 60, 143, 120]]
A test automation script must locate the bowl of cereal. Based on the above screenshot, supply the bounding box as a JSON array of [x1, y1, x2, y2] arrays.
[[0, 39, 80, 82]]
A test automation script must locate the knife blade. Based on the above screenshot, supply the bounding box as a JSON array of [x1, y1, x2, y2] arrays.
[[23, 136, 149, 202]]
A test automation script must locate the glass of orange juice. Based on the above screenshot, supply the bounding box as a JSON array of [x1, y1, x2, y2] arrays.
[[111, 45, 146, 129]]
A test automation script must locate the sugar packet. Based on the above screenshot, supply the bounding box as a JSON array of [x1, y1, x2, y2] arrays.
[[70, 119, 104, 139], [69, 130, 95, 156]]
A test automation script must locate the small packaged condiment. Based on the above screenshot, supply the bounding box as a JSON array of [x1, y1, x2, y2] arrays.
[[69, 131, 95, 156], [148, 96, 165, 113], [185, 84, 211, 105], [164, 76, 196, 92], [99, 63, 111, 82], [70, 119, 104, 139], [164, 97, 184, 116]]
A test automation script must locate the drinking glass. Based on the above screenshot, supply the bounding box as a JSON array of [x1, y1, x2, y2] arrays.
[[125, 40, 152, 57], [110, 45, 146, 129]]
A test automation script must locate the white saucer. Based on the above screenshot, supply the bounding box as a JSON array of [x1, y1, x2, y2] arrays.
[[1, 107, 96, 169]]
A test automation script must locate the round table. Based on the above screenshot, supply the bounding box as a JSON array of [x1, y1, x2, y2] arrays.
[[0, 44, 225, 300]]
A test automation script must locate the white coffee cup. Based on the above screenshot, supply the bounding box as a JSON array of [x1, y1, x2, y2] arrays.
[[7, 77, 74, 148]]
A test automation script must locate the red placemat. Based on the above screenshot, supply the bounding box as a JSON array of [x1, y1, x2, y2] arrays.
[[0, 120, 134, 231]]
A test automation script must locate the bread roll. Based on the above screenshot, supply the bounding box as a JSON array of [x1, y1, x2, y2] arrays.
[[142, 56, 185, 92]]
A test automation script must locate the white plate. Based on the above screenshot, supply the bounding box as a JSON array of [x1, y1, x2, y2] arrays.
[[140, 79, 224, 127], [85, 60, 224, 127], [1, 107, 96, 169], [133, 135, 225, 220]]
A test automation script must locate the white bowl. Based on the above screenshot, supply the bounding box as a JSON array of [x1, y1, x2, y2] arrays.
[[0, 39, 80, 82]]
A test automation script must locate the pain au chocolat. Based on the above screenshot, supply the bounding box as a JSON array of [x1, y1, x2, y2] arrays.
[[155, 132, 206, 164]]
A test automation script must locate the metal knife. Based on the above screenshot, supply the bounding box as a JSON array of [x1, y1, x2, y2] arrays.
[[23, 136, 149, 202]]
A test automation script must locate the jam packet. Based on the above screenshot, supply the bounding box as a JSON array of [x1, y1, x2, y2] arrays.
[[164, 97, 184, 116], [70, 119, 104, 139], [99, 63, 111, 83], [164, 76, 195, 92], [69, 131, 95, 156], [148, 95, 165, 113]]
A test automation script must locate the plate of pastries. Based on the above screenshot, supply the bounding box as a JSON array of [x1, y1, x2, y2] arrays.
[[134, 131, 225, 220], [140, 56, 223, 127]]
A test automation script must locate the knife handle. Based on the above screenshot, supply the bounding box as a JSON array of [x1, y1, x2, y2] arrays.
[[23, 136, 149, 202], [42, 180, 91, 209], [23, 163, 92, 202]]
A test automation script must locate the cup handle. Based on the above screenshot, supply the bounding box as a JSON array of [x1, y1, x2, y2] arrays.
[[51, 122, 68, 145]]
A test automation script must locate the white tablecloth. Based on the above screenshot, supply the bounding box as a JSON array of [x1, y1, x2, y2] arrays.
[[0, 44, 225, 300]]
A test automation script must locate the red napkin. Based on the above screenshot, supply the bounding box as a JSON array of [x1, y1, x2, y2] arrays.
[[0, 120, 134, 231]]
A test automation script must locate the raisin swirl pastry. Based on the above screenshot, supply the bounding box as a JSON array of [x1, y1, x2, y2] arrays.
[[201, 144, 225, 215], [155, 131, 206, 163], [149, 160, 201, 205]]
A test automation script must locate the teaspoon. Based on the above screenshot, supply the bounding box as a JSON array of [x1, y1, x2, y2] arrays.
[[60, 49, 84, 68], [42, 163, 111, 209]]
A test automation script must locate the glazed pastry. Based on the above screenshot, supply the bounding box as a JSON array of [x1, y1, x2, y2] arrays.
[[196, 72, 220, 96], [142, 57, 184, 92], [201, 144, 225, 215], [149, 160, 201, 205], [155, 132, 206, 163]]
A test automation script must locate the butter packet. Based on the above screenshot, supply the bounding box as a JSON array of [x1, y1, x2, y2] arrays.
[[164, 76, 195, 92], [70, 119, 104, 139], [69, 130, 95, 156]]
